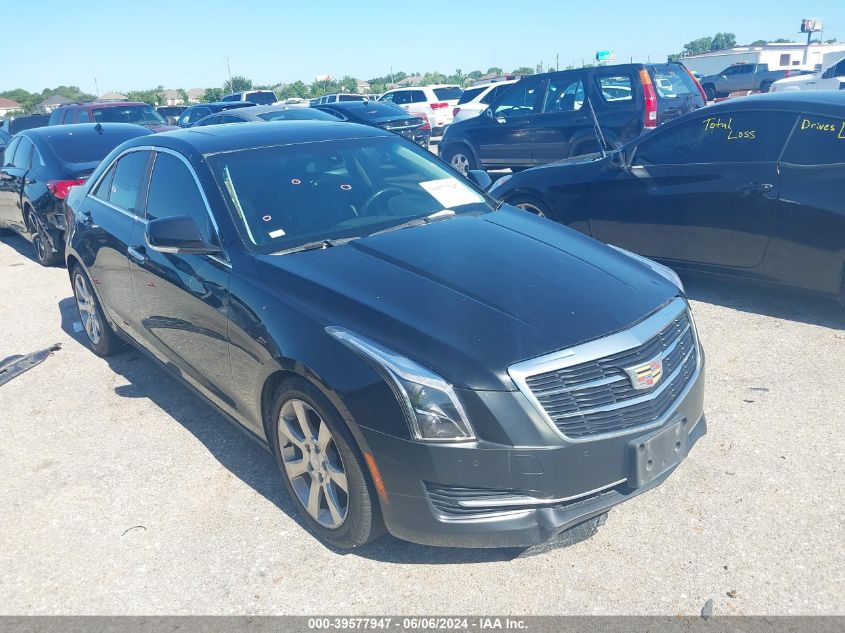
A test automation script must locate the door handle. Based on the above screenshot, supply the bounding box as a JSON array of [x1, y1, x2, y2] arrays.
[[737, 183, 774, 197], [127, 245, 148, 264]]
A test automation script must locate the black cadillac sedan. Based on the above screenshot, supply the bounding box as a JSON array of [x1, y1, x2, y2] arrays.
[[192, 104, 340, 127], [490, 91, 845, 302], [0, 123, 153, 265], [65, 121, 705, 549]]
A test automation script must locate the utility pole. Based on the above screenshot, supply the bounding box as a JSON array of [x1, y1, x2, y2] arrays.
[[556, 53, 559, 71], [226, 57, 232, 86], [94, 77, 99, 97]]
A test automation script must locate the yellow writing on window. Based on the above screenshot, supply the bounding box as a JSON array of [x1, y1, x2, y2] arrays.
[[702, 117, 755, 140], [800, 118, 845, 139]]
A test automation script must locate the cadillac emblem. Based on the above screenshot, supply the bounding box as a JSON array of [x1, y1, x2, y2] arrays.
[[625, 358, 664, 390]]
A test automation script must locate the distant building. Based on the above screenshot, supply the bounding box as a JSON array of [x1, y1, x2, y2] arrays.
[[682, 42, 845, 76], [35, 95, 76, 113], [161, 89, 184, 106], [186, 88, 205, 103], [0, 97, 22, 116], [355, 80, 371, 94], [391, 75, 422, 88], [97, 91, 128, 101]]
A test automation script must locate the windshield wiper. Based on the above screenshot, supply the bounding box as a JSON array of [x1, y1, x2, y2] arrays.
[[369, 209, 456, 237], [273, 237, 357, 256]]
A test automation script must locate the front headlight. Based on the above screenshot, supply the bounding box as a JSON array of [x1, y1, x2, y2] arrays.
[[326, 327, 476, 442], [608, 244, 685, 293]]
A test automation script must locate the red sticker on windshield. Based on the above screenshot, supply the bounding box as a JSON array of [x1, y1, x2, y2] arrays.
[[262, 215, 272, 222], [341, 184, 352, 191], [291, 178, 301, 185]]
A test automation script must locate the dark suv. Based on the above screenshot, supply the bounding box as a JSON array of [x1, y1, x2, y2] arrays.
[[440, 63, 706, 173], [176, 101, 255, 127], [48, 102, 176, 132]]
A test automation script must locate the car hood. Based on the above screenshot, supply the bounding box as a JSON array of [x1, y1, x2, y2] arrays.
[[254, 207, 680, 391], [145, 123, 180, 132]]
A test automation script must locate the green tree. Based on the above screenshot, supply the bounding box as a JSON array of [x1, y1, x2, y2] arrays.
[[512, 66, 534, 76], [466, 70, 482, 81], [749, 39, 768, 46], [223, 75, 252, 94], [177, 89, 189, 105], [125, 87, 163, 106], [486, 67, 503, 76], [710, 32, 736, 51], [340, 75, 357, 93], [202, 87, 224, 102], [773, 38, 795, 43], [279, 81, 310, 99]]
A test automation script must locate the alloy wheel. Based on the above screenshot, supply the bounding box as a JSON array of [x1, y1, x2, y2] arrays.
[[73, 273, 102, 345], [450, 153, 470, 175], [516, 202, 547, 218], [29, 213, 47, 262], [277, 399, 349, 529]]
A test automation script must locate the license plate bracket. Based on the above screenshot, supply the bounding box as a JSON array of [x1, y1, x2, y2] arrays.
[[628, 420, 688, 489]]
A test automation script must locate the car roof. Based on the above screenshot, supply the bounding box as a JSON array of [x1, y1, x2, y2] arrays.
[[706, 91, 845, 114], [73, 101, 150, 108], [191, 101, 255, 108], [21, 122, 153, 141], [128, 120, 391, 155]]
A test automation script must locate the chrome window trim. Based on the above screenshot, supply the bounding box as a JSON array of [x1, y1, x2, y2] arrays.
[[86, 145, 231, 267], [455, 478, 628, 510], [508, 297, 701, 443]]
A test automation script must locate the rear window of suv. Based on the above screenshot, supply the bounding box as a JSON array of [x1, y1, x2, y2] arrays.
[[433, 87, 463, 101], [651, 66, 699, 99], [246, 92, 277, 105], [457, 87, 485, 104]]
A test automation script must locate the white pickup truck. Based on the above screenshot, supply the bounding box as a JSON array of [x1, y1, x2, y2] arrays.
[[770, 53, 845, 92]]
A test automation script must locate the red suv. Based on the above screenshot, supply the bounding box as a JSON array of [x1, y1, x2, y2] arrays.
[[48, 101, 176, 132]]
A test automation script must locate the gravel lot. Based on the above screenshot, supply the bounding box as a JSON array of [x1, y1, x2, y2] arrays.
[[0, 233, 842, 616]]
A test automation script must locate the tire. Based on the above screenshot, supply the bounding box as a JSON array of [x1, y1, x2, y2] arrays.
[[760, 81, 773, 94], [702, 84, 716, 101], [71, 264, 122, 357], [507, 195, 552, 219], [269, 376, 384, 549], [28, 209, 61, 267], [443, 144, 477, 176]]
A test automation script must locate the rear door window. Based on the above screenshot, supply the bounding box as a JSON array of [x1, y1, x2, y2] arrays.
[[392, 92, 411, 105], [105, 151, 150, 213], [11, 137, 33, 169], [781, 114, 845, 165], [62, 109, 77, 124], [2, 137, 20, 167], [596, 75, 634, 103], [542, 75, 584, 113], [188, 107, 210, 124], [247, 92, 277, 105], [409, 90, 427, 104], [77, 110, 91, 123], [632, 111, 798, 165]]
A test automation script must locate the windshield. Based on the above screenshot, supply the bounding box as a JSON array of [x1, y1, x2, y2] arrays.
[[92, 105, 166, 125], [257, 109, 339, 122], [208, 136, 492, 253], [457, 87, 485, 104]]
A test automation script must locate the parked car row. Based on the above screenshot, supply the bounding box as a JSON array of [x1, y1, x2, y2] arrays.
[[770, 51, 845, 93], [378, 84, 464, 134]]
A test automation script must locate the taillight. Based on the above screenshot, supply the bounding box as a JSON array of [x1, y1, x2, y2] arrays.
[[683, 66, 708, 103], [784, 70, 792, 78], [453, 107, 460, 117], [430, 102, 449, 109], [639, 69, 658, 128], [47, 179, 86, 200]]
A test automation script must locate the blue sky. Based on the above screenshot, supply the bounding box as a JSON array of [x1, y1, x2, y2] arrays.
[[6, 0, 845, 93]]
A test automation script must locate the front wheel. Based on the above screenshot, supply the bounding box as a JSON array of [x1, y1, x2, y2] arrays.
[[443, 145, 477, 176], [71, 265, 122, 356], [702, 84, 716, 101], [760, 81, 773, 93], [270, 376, 384, 549], [508, 195, 551, 219]]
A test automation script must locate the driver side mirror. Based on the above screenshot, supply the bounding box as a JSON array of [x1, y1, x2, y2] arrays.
[[145, 215, 219, 255], [466, 169, 492, 191]]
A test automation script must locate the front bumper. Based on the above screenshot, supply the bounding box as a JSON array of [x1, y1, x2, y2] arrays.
[[360, 353, 706, 548]]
